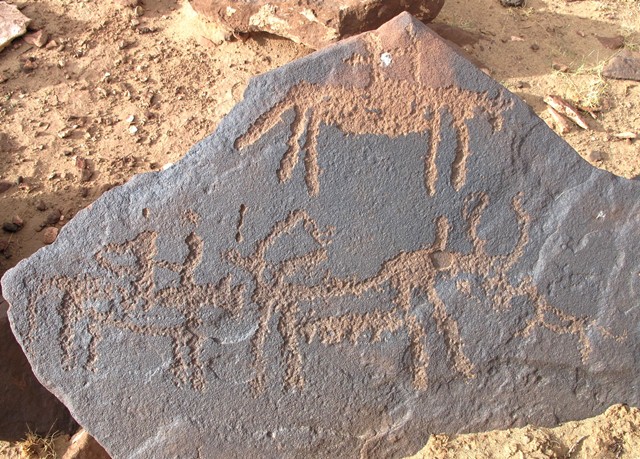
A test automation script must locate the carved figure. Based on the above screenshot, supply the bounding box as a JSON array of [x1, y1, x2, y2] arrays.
[[234, 36, 513, 197]]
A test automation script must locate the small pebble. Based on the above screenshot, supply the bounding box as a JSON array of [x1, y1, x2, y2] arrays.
[[24, 29, 49, 48], [3, 222, 20, 233], [79, 169, 93, 182], [500, 0, 524, 6], [75, 156, 88, 170], [589, 150, 605, 162], [42, 227, 59, 245], [12, 215, 23, 227], [552, 62, 569, 72], [46, 209, 62, 225], [36, 200, 48, 211]]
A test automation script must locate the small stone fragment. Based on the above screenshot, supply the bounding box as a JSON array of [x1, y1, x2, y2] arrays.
[[61, 429, 110, 459], [2, 222, 19, 233], [45, 209, 61, 225], [12, 216, 23, 227], [79, 169, 93, 182], [543, 95, 589, 130], [552, 62, 569, 72], [136, 26, 156, 35], [613, 132, 637, 140], [42, 227, 58, 245], [500, 0, 524, 6], [0, 181, 12, 193], [0, 2, 31, 51], [597, 35, 624, 50], [36, 199, 48, 211], [603, 50, 640, 82], [75, 156, 88, 170], [589, 150, 605, 162], [21, 59, 37, 73], [23, 29, 49, 48], [546, 107, 572, 135]]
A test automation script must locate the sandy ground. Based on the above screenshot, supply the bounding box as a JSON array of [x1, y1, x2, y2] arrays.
[[0, 0, 638, 457]]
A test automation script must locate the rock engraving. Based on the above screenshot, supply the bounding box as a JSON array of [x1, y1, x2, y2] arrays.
[[235, 38, 512, 197], [3, 13, 639, 459], [25, 213, 245, 391], [22, 193, 616, 397]]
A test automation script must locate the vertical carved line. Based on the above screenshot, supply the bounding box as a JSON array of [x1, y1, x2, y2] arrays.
[[188, 330, 206, 391], [250, 302, 274, 396], [86, 321, 100, 372], [279, 302, 304, 391], [303, 114, 321, 197], [57, 291, 75, 371], [278, 108, 309, 183], [450, 122, 470, 192], [235, 204, 247, 243], [428, 289, 474, 379], [425, 109, 443, 196], [405, 314, 428, 391], [169, 331, 189, 387]]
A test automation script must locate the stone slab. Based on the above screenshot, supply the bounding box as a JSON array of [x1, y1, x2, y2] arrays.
[[189, 0, 444, 49], [0, 2, 30, 52], [603, 49, 640, 82], [3, 12, 640, 459]]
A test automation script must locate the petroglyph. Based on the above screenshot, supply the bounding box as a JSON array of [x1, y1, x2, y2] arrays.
[[24, 190, 614, 396], [27, 213, 245, 391], [234, 37, 513, 197]]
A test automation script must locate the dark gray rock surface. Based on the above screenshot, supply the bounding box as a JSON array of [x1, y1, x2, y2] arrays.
[[3, 12, 640, 459], [189, 0, 444, 49]]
